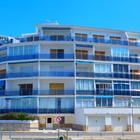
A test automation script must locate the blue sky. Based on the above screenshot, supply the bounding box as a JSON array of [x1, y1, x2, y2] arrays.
[[1, 0, 140, 36]]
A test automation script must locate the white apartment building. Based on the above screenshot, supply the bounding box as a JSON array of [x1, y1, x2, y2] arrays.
[[0, 23, 140, 131]]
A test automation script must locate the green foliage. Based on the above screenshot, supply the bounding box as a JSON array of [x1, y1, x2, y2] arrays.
[[0, 113, 35, 121]]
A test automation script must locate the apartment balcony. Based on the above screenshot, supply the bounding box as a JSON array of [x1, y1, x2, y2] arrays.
[[13, 35, 140, 47], [4, 90, 74, 96], [76, 72, 140, 80], [76, 54, 140, 63], [0, 54, 74, 63], [40, 71, 74, 77], [0, 108, 74, 114], [4, 71, 74, 79], [0, 54, 139, 64], [39, 108, 74, 113], [76, 90, 140, 96]]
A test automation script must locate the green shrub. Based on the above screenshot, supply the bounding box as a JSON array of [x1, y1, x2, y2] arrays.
[[0, 113, 35, 121]]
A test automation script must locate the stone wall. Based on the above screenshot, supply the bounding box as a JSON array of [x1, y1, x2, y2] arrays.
[[0, 120, 39, 131]]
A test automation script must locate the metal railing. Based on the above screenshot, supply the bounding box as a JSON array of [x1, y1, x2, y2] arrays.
[[76, 90, 140, 96], [76, 54, 140, 63], [0, 71, 74, 79], [15, 35, 140, 47], [4, 90, 74, 96], [0, 71, 140, 79], [0, 54, 74, 62], [0, 53, 140, 64], [1, 126, 140, 140], [1, 89, 140, 96]]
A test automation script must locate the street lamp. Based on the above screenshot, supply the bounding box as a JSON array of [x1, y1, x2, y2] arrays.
[[130, 99, 134, 132]]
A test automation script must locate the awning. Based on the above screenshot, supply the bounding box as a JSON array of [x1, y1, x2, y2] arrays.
[[132, 97, 140, 99], [96, 96, 113, 99], [76, 61, 94, 64], [0, 81, 5, 89], [5, 96, 37, 100], [76, 96, 94, 98], [76, 44, 93, 48]]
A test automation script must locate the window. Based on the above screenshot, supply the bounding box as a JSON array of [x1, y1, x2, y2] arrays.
[[131, 82, 140, 89], [95, 64, 111, 73], [130, 54, 138, 63], [76, 98, 94, 108], [50, 35, 64, 41], [9, 45, 38, 56], [114, 84, 129, 90], [96, 83, 112, 95], [76, 50, 88, 59], [50, 49, 64, 59], [61, 98, 74, 109], [95, 51, 105, 60], [50, 83, 64, 95], [39, 98, 56, 109], [128, 38, 137, 46], [96, 98, 112, 107], [112, 47, 129, 57], [113, 64, 128, 73], [110, 36, 121, 44], [75, 33, 87, 41], [9, 98, 37, 110], [114, 98, 130, 107], [133, 100, 140, 107], [93, 35, 105, 43], [76, 80, 94, 91], [19, 84, 33, 95]]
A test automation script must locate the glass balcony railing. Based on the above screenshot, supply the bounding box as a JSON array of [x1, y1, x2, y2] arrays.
[[1, 89, 140, 96], [0, 53, 139, 64], [4, 90, 74, 96], [0, 54, 74, 63], [0, 108, 74, 114], [39, 108, 74, 113], [1, 72, 140, 79], [13, 36, 140, 47], [76, 90, 140, 96], [76, 54, 140, 63], [76, 72, 140, 79], [3, 71, 74, 78], [40, 71, 74, 77], [7, 72, 39, 78]]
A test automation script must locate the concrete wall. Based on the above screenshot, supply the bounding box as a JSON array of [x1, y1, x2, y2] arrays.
[[40, 79, 74, 90]]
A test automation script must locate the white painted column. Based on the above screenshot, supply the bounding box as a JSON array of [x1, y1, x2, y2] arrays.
[[127, 115, 132, 126], [127, 114, 133, 131], [73, 43, 77, 108], [85, 115, 88, 131]]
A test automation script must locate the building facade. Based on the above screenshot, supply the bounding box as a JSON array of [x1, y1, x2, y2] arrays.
[[0, 23, 140, 131]]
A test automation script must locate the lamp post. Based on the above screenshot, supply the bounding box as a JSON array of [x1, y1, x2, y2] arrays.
[[130, 99, 134, 132]]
